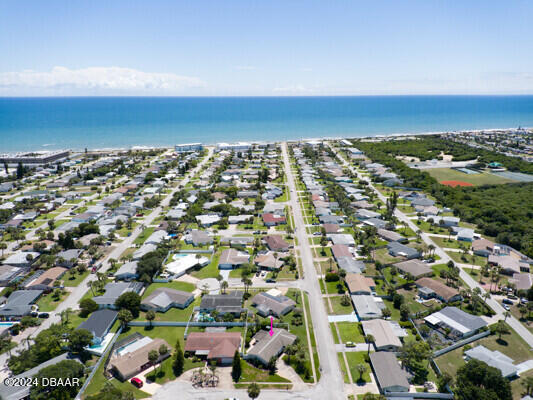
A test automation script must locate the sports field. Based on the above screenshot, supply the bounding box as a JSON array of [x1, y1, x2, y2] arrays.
[[426, 168, 517, 186]]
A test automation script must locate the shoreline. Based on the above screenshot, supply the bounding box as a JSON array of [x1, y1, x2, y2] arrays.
[[3, 126, 529, 155]]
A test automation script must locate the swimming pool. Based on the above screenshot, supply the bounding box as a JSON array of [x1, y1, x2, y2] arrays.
[[0, 322, 16, 327]]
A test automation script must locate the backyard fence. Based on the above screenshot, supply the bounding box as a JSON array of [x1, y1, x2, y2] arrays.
[[432, 330, 490, 357]]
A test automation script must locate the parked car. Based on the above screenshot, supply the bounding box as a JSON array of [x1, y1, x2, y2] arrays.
[[130, 377, 143, 388], [502, 304, 510, 311], [38, 313, 49, 319], [345, 341, 356, 348], [502, 298, 514, 305], [266, 278, 276, 283]]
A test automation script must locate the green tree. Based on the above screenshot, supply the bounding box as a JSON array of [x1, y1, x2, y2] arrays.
[[455, 359, 512, 400], [29, 360, 84, 400], [148, 350, 159, 373], [115, 291, 141, 317], [146, 310, 156, 327], [117, 309, 133, 329], [172, 340, 184, 376], [247, 382, 261, 399], [68, 328, 93, 355], [231, 350, 242, 382], [79, 298, 99, 317], [356, 363, 367, 382]]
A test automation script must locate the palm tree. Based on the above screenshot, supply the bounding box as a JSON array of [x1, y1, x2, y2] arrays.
[[482, 291, 491, 307], [0, 242, 7, 257], [356, 363, 367, 382], [87, 280, 95, 296], [365, 334, 375, 354], [221, 280, 229, 294], [503, 311, 511, 322]]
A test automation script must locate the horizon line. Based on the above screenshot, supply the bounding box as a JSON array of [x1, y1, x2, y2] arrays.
[[2, 93, 533, 99]]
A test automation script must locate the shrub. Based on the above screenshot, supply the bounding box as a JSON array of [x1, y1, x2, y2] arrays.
[[325, 272, 339, 282]]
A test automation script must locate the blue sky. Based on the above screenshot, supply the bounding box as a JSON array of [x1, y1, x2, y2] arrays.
[[1, 1, 532, 95]]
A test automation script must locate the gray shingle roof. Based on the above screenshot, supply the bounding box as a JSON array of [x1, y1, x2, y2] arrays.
[[370, 352, 410, 392], [77, 309, 118, 339]]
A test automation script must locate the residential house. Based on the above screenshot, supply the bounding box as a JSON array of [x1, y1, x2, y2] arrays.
[[264, 235, 290, 252], [199, 291, 244, 315], [363, 218, 388, 229], [464, 345, 518, 378], [424, 306, 487, 339], [110, 337, 171, 380], [56, 249, 83, 268], [262, 213, 286, 226], [351, 295, 382, 320], [246, 328, 296, 365], [0, 290, 43, 319], [328, 234, 356, 247], [370, 352, 410, 393], [196, 214, 221, 227], [141, 288, 194, 312], [77, 309, 118, 345], [114, 261, 138, 281], [377, 229, 407, 243], [218, 249, 250, 270], [93, 282, 143, 309], [0, 265, 26, 286], [387, 242, 421, 259], [361, 319, 403, 351], [132, 243, 157, 260], [184, 230, 213, 247], [415, 277, 461, 303], [25, 267, 67, 291], [184, 332, 241, 365], [509, 273, 533, 291], [251, 290, 295, 317], [393, 259, 432, 278], [331, 244, 352, 261], [228, 215, 254, 224], [337, 257, 366, 274], [472, 238, 495, 257], [3, 251, 40, 268], [345, 274, 375, 295]]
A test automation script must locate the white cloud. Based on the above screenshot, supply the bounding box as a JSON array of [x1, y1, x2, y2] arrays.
[[0, 66, 206, 94], [272, 85, 314, 94]]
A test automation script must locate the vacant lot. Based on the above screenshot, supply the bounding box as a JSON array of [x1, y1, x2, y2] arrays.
[[426, 168, 516, 186]]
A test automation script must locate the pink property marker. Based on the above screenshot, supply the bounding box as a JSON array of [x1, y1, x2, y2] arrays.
[[269, 317, 274, 336]]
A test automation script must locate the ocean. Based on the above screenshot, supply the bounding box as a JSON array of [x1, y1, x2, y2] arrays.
[[1, 96, 532, 152]]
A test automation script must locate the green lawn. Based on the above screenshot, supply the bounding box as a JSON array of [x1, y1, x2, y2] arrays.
[[374, 248, 402, 265], [36, 290, 67, 312], [430, 236, 471, 250], [436, 322, 531, 379], [190, 253, 219, 279], [327, 296, 354, 315], [63, 269, 90, 287], [337, 353, 351, 383], [426, 168, 516, 186], [142, 281, 195, 297], [345, 351, 372, 384], [336, 322, 365, 344], [330, 323, 340, 344], [138, 297, 200, 322], [383, 266, 407, 287], [239, 360, 290, 383], [133, 227, 155, 245], [447, 251, 486, 267]]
